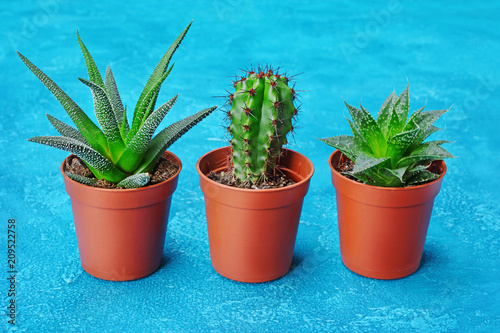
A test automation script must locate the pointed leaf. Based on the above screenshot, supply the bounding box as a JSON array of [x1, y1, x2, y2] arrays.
[[319, 135, 360, 161], [135, 22, 192, 114], [28, 136, 127, 182], [393, 85, 410, 127], [65, 172, 97, 186], [342, 171, 373, 184], [386, 127, 420, 165], [352, 151, 390, 174], [407, 170, 440, 185], [411, 108, 450, 148], [117, 173, 150, 189], [135, 105, 217, 173], [117, 95, 178, 173], [363, 168, 396, 187], [121, 106, 129, 138], [46, 114, 88, 144], [423, 140, 451, 146], [397, 144, 454, 168], [345, 102, 385, 156], [403, 105, 426, 132], [380, 166, 409, 184], [377, 91, 397, 138], [79, 78, 125, 162], [76, 30, 104, 88], [104, 66, 127, 136], [407, 163, 431, 174], [388, 127, 419, 151], [415, 108, 449, 131], [17, 52, 109, 157], [128, 67, 173, 141], [142, 64, 174, 123]]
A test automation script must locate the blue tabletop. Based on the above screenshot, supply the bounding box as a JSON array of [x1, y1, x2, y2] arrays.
[[1, 0, 499, 331]]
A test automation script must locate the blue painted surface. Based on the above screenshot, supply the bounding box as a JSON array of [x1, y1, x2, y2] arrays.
[[1, 0, 499, 331]]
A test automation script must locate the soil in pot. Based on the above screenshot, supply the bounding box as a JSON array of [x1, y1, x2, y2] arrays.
[[208, 170, 295, 189], [65, 155, 180, 189]]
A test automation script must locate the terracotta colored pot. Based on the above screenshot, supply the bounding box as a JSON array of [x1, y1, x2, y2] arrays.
[[329, 150, 446, 280], [60, 151, 181, 281], [197, 146, 314, 283]]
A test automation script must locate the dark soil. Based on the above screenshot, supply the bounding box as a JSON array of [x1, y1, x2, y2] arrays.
[[333, 154, 363, 183], [208, 170, 295, 189], [65, 155, 179, 189]]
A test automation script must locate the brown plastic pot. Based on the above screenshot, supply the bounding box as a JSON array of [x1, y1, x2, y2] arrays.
[[197, 146, 314, 283], [60, 151, 181, 281], [329, 150, 446, 280]]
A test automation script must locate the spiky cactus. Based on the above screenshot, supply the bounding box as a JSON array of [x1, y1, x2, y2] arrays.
[[320, 85, 454, 187], [227, 67, 298, 185], [19, 22, 217, 188]]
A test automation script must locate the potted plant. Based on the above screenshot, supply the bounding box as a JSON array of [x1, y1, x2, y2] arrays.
[[19, 22, 217, 281], [320, 85, 454, 279], [196, 67, 314, 283]]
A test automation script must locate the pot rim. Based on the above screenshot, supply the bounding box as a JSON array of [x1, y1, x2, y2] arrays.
[[328, 149, 447, 192], [196, 146, 314, 193], [60, 150, 182, 193]]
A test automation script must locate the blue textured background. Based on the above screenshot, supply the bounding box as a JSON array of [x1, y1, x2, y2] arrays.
[[1, 0, 499, 331]]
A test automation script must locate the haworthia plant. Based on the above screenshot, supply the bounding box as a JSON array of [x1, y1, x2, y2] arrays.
[[20, 22, 217, 188], [320, 85, 454, 187], [227, 66, 299, 185]]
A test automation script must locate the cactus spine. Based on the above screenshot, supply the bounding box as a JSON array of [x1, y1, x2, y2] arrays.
[[228, 67, 297, 184]]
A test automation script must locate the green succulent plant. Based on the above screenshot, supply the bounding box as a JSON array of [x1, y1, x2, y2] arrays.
[[320, 85, 454, 187], [227, 66, 298, 185], [19, 22, 217, 188]]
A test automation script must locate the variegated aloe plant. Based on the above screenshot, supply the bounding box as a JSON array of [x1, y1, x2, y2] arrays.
[[19, 22, 216, 188], [320, 85, 454, 187]]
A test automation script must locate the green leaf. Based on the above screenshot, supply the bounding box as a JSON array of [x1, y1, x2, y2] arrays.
[[128, 67, 173, 141], [135, 105, 217, 173], [393, 85, 410, 129], [46, 114, 88, 144], [343, 171, 373, 184], [78, 78, 125, 162], [388, 128, 419, 150], [121, 106, 129, 138], [142, 63, 174, 123], [417, 125, 441, 144], [319, 135, 360, 161], [407, 170, 440, 185], [28, 136, 128, 182], [363, 168, 398, 187], [386, 127, 419, 165], [117, 173, 150, 189], [411, 108, 450, 148], [117, 95, 178, 173], [423, 140, 451, 146], [76, 30, 104, 88], [352, 151, 390, 174], [407, 163, 431, 174], [134, 21, 192, 125], [380, 166, 409, 184], [345, 102, 385, 156], [65, 172, 97, 186], [17, 51, 109, 158], [403, 105, 426, 132], [397, 143, 454, 168], [104, 66, 128, 138], [377, 91, 397, 138]]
